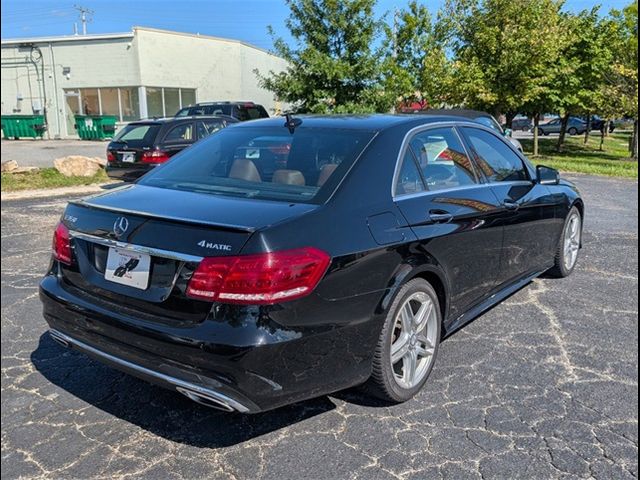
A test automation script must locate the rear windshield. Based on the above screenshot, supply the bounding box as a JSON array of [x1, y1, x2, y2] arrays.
[[234, 105, 269, 121], [112, 124, 162, 147], [138, 126, 375, 204]]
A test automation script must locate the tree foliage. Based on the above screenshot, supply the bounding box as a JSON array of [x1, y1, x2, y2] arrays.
[[257, 0, 638, 157], [256, 0, 384, 113]]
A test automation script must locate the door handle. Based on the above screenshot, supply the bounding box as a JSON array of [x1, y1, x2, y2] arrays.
[[428, 210, 454, 224], [503, 201, 520, 211]]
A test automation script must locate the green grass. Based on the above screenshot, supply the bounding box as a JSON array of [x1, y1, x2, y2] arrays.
[[1, 167, 109, 192], [521, 131, 638, 179]]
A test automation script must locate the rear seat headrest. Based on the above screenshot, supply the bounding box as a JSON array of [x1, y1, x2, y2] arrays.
[[317, 164, 338, 187], [272, 169, 305, 186], [229, 159, 261, 183]]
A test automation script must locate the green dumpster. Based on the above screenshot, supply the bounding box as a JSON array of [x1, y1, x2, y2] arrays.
[[74, 115, 118, 140], [1, 115, 47, 139]]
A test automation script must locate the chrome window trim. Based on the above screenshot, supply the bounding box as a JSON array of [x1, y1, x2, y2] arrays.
[[392, 121, 534, 200], [69, 231, 204, 263], [393, 180, 534, 202]]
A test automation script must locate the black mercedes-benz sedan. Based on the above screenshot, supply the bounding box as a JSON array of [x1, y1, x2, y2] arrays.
[[40, 114, 584, 413]]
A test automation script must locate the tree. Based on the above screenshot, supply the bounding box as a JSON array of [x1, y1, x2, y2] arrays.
[[608, 1, 638, 159], [256, 0, 385, 113], [551, 9, 617, 152], [381, 1, 453, 110], [442, 0, 565, 156]]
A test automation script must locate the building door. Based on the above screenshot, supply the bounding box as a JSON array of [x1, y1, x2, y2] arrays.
[[64, 90, 81, 138]]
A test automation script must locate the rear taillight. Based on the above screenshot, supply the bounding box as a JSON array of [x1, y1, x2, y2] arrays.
[[107, 151, 116, 163], [52, 222, 72, 265], [141, 149, 170, 164], [186, 247, 331, 305]]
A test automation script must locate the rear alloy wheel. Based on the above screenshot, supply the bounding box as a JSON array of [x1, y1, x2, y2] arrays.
[[367, 279, 441, 402], [568, 127, 578, 135], [549, 206, 582, 277]]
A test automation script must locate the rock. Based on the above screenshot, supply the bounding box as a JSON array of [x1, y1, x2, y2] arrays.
[[92, 156, 107, 167], [13, 166, 40, 174], [1, 160, 18, 173], [53, 156, 102, 177]]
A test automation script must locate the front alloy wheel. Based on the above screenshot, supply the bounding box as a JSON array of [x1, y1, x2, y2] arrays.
[[367, 278, 441, 402], [550, 206, 582, 277]]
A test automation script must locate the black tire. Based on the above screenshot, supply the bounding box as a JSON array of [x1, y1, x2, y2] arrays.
[[537, 127, 545, 136], [568, 127, 578, 135], [548, 206, 582, 278], [366, 278, 441, 403]]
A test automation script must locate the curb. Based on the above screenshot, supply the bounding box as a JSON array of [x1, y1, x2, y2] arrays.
[[1, 183, 117, 201]]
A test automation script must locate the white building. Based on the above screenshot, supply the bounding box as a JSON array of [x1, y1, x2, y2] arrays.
[[1, 27, 287, 138]]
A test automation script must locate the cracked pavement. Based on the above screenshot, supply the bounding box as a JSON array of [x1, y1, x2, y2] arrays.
[[1, 175, 637, 480]]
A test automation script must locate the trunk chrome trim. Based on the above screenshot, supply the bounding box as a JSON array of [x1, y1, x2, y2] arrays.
[[70, 200, 256, 233], [69, 230, 204, 263], [48, 329, 250, 413]]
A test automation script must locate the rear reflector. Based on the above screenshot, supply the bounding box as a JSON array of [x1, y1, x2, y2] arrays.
[[186, 247, 331, 304], [107, 151, 116, 163], [52, 222, 72, 264], [141, 150, 170, 164]]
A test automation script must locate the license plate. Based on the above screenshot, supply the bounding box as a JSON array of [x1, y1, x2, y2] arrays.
[[120, 152, 135, 163], [104, 247, 151, 290]]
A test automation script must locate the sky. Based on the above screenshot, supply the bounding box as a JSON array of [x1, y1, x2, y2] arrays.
[[1, 0, 632, 50]]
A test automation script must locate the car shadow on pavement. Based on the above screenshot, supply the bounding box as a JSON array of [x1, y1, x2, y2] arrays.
[[31, 333, 342, 448]]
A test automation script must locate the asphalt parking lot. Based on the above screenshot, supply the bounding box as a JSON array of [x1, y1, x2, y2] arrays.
[[1, 174, 637, 480], [1, 139, 107, 168]]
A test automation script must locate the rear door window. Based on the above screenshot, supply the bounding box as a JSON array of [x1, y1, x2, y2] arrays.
[[162, 123, 194, 144], [196, 120, 226, 140], [406, 127, 479, 191], [395, 150, 426, 196], [461, 127, 529, 182]]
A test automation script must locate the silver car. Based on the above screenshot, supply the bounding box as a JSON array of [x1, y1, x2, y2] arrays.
[[538, 117, 588, 136]]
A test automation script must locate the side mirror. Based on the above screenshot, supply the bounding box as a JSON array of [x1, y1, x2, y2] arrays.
[[504, 128, 513, 138], [536, 165, 559, 185]]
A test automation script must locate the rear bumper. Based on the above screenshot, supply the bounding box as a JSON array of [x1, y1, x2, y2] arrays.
[[106, 162, 155, 181], [39, 273, 379, 413]]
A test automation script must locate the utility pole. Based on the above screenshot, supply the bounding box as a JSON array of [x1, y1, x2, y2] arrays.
[[74, 5, 94, 35]]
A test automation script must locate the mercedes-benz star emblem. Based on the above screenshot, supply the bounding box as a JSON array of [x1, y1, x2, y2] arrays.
[[113, 217, 129, 238]]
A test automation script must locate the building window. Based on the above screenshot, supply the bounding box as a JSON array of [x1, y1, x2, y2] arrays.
[[146, 87, 164, 118], [181, 89, 196, 107], [164, 88, 180, 117], [82, 88, 99, 115], [100, 88, 119, 117], [120, 88, 139, 121], [145, 87, 197, 118], [64, 87, 141, 122]]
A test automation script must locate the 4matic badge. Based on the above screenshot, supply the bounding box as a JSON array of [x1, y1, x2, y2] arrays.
[[197, 240, 232, 252]]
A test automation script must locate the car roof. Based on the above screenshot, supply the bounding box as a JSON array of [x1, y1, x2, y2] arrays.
[[229, 113, 481, 132], [127, 115, 236, 125], [418, 109, 496, 120]]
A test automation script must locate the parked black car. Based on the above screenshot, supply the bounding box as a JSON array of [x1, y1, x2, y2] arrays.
[[41, 114, 583, 413], [581, 115, 616, 133], [106, 115, 237, 181], [511, 117, 533, 131], [175, 101, 270, 122]]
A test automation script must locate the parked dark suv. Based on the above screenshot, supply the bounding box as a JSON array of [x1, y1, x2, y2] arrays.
[[175, 101, 270, 122], [106, 115, 237, 181]]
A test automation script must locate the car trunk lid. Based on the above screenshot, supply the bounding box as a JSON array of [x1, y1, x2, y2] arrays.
[[60, 184, 316, 323]]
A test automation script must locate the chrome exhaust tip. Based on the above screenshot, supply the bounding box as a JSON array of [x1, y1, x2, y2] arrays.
[[49, 330, 70, 348], [176, 386, 236, 412]]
